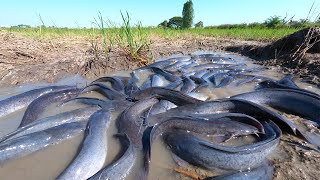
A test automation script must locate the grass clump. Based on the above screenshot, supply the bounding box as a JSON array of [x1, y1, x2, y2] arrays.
[[117, 11, 152, 66], [92, 11, 152, 66], [79, 12, 153, 77]]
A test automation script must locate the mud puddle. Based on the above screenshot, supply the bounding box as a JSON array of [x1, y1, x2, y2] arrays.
[[0, 52, 319, 180]]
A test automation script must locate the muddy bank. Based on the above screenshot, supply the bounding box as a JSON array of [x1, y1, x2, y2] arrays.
[[0, 30, 264, 85], [1, 29, 319, 87], [226, 27, 320, 87]]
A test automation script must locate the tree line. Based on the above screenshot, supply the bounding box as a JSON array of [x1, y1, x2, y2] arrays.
[[207, 16, 320, 29], [158, 0, 320, 29]]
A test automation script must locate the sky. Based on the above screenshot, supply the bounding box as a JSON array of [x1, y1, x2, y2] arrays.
[[0, 0, 319, 28]]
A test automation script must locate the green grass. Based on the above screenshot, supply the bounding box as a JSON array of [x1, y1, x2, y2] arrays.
[[184, 27, 300, 41], [89, 11, 152, 65], [1, 27, 96, 38], [1, 26, 301, 41]]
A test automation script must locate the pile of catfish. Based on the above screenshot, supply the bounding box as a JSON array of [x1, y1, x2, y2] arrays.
[[0, 53, 319, 180]]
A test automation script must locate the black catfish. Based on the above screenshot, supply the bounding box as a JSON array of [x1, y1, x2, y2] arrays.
[[19, 88, 80, 127], [164, 121, 280, 171], [147, 99, 297, 135], [231, 89, 320, 126], [130, 87, 202, 105], [117, 97, 159, 148], [90, 76, 127, 92], [0, 85, 74, 118]]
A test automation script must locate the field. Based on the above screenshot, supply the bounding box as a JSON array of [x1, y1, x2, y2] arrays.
[[2, 26, 300, 41], [1, 26, 318, 86]]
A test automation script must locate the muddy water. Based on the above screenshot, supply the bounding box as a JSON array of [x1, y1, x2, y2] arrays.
[[0, 52, 319, 180]]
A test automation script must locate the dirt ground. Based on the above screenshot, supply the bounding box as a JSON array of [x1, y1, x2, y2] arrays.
[[0, 30, 319, 180], [1, 30, 318, 87], [0, 30, 265, 85]]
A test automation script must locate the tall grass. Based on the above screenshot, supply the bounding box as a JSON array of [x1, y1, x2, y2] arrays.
[[90, 11, 152, 65], [92, 12, 110, 54], [117, 11, 151, 65]]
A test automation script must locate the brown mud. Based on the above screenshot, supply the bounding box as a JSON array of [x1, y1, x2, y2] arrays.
[[0, 29, 319, 180], [0, 30, 263, 85]]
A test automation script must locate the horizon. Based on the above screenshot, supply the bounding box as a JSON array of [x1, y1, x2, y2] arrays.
[[1, 0, 319, 28]]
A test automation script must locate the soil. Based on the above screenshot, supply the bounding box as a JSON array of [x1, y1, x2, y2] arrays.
[[0, 30, 264, 85], [0, 30, 319, 180], [226, 27, 320, 87]]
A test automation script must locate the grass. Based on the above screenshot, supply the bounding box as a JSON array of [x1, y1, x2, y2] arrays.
[[113, 11, 152, 65], [1, 26, 96, 38], [145, 27, 302, 41], [1, 26, 301, 41], [77, 11, 153, 74], [89, 11, 152, 65]]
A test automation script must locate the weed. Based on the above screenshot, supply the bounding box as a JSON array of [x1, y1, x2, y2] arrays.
[[92, 12, 111, 54], [79, 12, 153, 76], [117, 11, 152, 65]]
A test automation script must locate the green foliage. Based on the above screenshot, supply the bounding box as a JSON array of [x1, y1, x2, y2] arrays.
[[287, 19, 309, 28], [119, 11, 151, 64], [90, 12, 152, 65], [158, 20, 168, 28], [157, 0, 194, 29], [264, 15, 284, 28], [148, 27, 299, 41], [208, 14, 320, 29], [92, 12, 109, 53], [211, 23, 251, 29], [195, 21, 204, 28], [11, 24, 31, 28], [3, 26, 301, 42], [247, 22, 265, 29], [158, 16, 183, 29], [182, 0, 194, 29], [169, 16, 183, 28]]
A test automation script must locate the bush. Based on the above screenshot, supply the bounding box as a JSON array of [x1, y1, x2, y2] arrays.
[[169, 16, 183, 28], [264, 16, 285, 28], [158, 20, 168, 28], [195, 21, 204, 28], [247, 22, 266, 28]]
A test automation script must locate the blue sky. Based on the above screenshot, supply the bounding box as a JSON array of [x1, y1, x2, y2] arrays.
[[0, 0, 319, 27]]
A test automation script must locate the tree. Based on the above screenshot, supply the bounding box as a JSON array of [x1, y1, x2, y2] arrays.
[[195, 21, 203, 28], [264, 15, 284, 28], [16, 24, 31, 28], [169, 16, 183, 28], [158, 20, 168, 28], [158, 16, 183, 29], [182, 0, 194, 28]]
